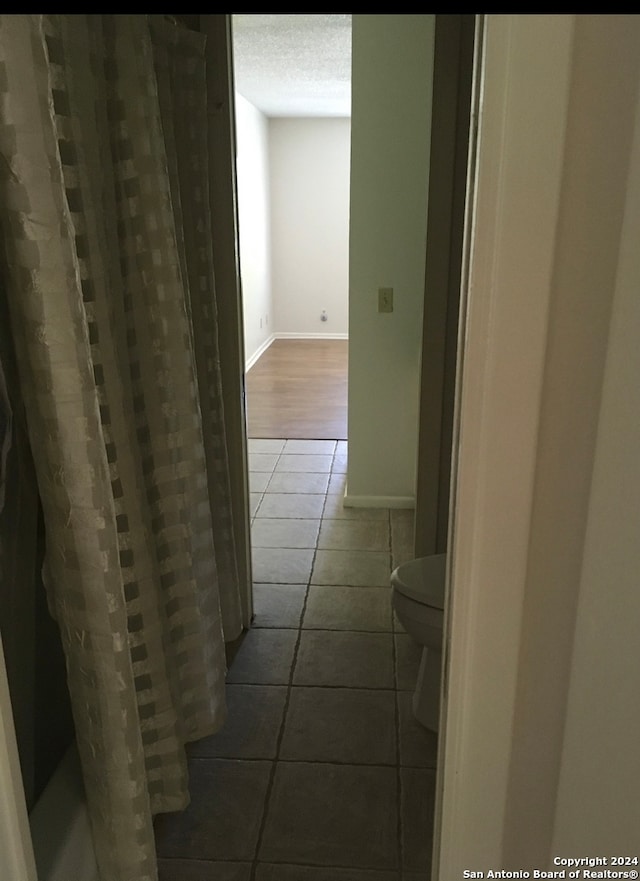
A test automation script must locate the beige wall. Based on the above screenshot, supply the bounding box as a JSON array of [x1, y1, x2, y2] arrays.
[[270, 117, 350, 337], [346, 14, 435, 506]]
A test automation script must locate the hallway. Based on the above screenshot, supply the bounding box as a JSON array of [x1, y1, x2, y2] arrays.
[[245, 340, 349, 441], [154, 438, 436, 879]]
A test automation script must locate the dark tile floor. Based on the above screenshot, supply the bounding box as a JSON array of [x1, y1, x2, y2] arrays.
[[154, 439, 437, 880]]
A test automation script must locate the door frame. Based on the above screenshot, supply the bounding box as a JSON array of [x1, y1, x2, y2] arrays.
[[201, 14, 254, 628], [433, 14, 575, 875], [414, 14, 476, 558]]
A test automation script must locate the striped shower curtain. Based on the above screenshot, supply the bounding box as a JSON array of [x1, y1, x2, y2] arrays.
[[0, 14, 242, 881]]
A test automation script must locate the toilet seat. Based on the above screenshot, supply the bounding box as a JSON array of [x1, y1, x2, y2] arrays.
[[391, 553, 446, 609]]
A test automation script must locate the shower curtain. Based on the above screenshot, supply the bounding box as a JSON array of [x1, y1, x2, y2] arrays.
[[0, 14, 242, 881]]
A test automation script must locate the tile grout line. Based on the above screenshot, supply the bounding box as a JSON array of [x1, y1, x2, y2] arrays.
[[248, 437, 284, 521], [262, 439, 286, 495], [247, 437, 288, 881], [390, 507, 405, 880], [249, 447, 323, 880]]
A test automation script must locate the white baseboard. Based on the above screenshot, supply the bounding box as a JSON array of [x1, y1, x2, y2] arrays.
[[245, 334, 275, 372], [245, 332, 349, 372], [343, 491, 415, 509], [274, 332, 349, 340]]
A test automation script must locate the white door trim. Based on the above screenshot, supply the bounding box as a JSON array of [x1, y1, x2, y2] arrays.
[[433, 14, 575, 876]]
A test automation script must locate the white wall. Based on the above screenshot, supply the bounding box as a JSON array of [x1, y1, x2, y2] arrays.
[[269, 117, 350, 337], [552, 15, 640, 852], [346, 14, 434, 506], [235, 93, 273, 368], [437, 14, 640, 876]]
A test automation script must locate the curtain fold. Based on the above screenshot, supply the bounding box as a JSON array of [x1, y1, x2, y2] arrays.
[[149, 17, 243, 642], [0, 14, 240, 881]]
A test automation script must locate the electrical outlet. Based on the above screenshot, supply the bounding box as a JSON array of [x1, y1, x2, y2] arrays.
[[378, 287, 394, 313]]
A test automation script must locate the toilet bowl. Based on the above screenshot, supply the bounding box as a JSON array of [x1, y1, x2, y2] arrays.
[[391, 553, 446, 732]]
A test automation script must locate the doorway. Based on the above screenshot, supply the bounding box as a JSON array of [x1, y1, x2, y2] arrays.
[[220, 16, 480, 872], [231, 15, 351, 444]]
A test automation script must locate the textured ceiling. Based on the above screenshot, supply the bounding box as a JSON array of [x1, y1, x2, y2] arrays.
[[231, 14, 352, 118]]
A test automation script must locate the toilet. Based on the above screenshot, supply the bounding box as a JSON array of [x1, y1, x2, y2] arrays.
[[391, 553, 446, 732]]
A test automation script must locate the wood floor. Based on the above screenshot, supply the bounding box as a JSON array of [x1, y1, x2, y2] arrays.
[[245, 339, 348, 440]]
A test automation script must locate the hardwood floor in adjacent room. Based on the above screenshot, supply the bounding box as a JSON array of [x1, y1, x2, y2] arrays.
[[245, 339, 348, 440]]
